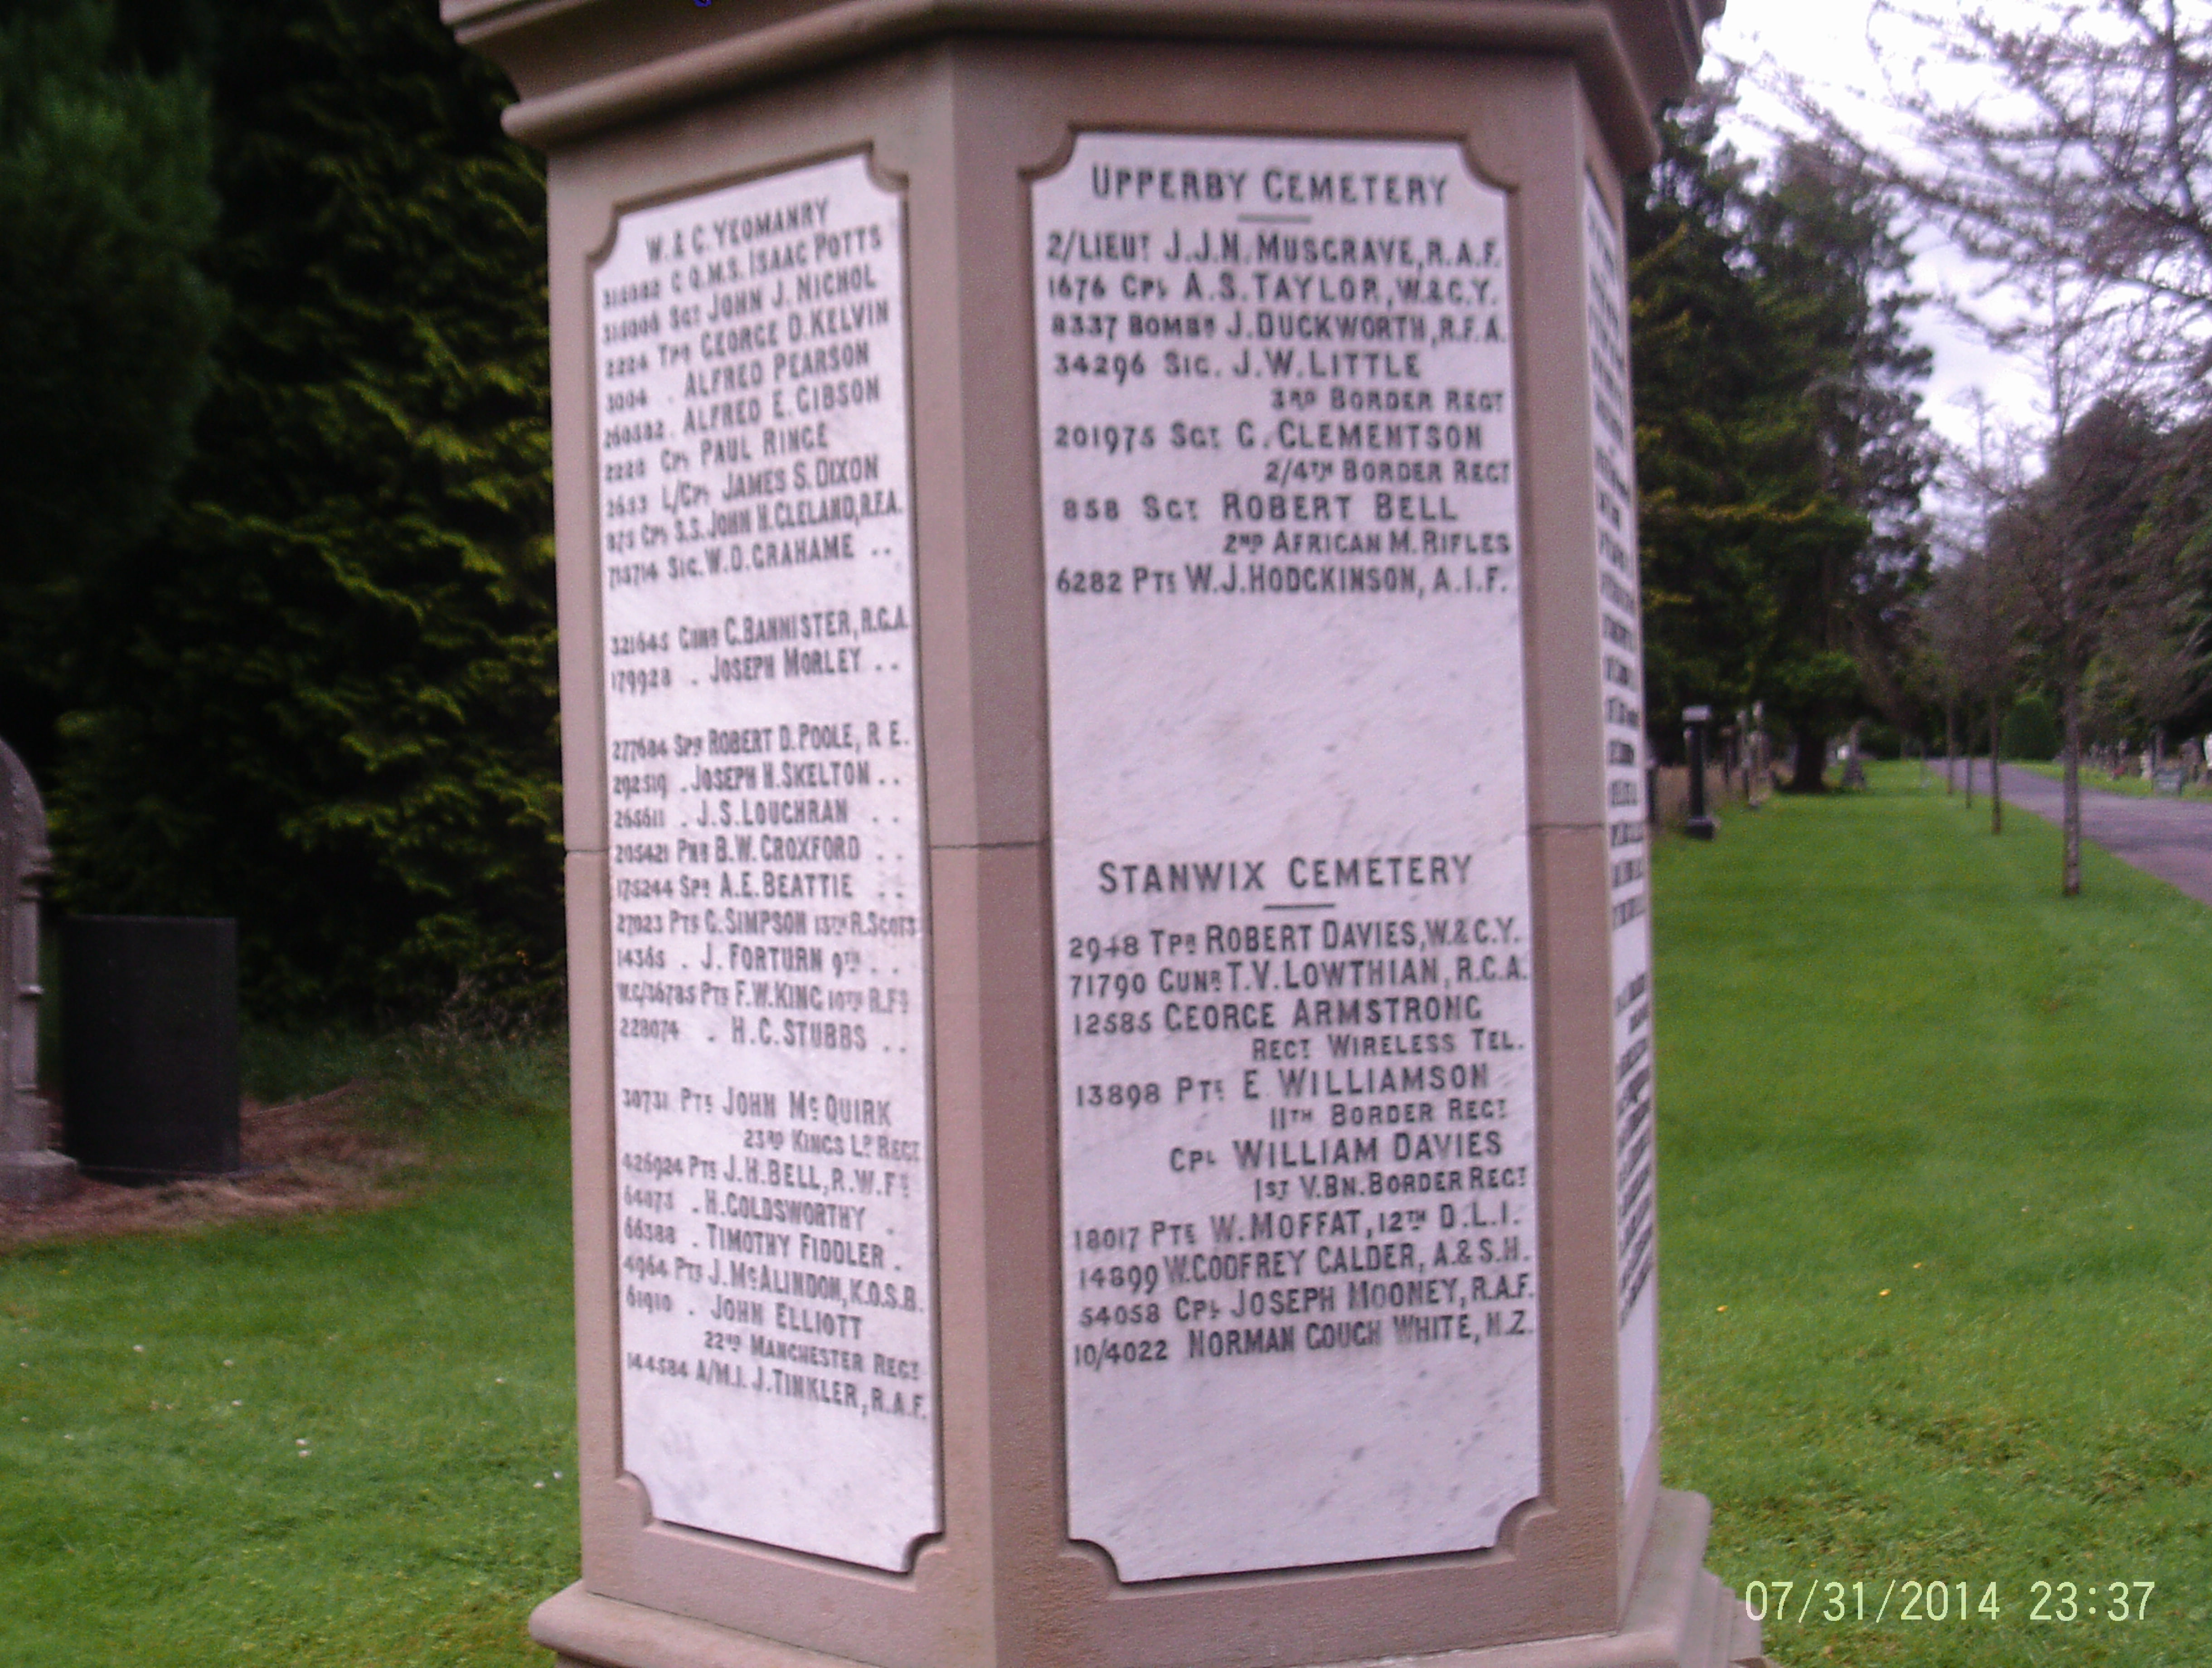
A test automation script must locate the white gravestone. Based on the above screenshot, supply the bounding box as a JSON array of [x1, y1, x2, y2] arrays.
[[1584, 175, 1657, 1496], [592, 152, 938, 1571], [1036, 132, 1539, 1581]]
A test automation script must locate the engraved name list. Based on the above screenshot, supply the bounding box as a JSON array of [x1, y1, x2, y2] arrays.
[[593, 153, 938, 1573], [1586, 174, 1659, 1495], [1035, 133, 1541, 1582]]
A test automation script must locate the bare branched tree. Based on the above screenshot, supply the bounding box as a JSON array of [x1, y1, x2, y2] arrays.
[[1924, 549, 2023, 832], [1988, 397, 2168, 891], [1773, 0, 2212, 405]]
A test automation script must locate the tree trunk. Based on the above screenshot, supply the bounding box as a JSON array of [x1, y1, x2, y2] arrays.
[[1989, 693, 2003, 835], [1789, 724, 1828, 792], [1945, 701, 1956, 792], [2062, 676, 2082, 897], [1965, 714, 1975, 808]]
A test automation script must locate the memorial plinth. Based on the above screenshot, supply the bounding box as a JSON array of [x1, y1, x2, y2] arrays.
[[443, 2, 1762, 1663]]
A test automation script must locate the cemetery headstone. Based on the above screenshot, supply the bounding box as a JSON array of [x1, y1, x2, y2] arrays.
[[446, 2, 1762, 1665], [0, 737, 78, 1205]]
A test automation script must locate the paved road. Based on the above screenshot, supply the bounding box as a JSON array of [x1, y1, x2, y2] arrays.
[[1955, 761, 2212, 906]]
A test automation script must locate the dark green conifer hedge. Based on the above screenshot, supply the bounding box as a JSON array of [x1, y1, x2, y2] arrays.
[[0, 0, 221, 792], [53, 0, 561, 1021]]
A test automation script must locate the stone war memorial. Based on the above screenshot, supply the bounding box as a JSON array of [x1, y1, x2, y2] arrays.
[[444, 2, 1763, 1664]]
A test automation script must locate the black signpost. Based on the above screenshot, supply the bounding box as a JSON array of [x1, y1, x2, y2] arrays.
[[1683, 705, 1717, 841]]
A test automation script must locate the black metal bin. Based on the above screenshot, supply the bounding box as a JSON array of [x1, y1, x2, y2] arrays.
[[62, 916, 240, 1182]]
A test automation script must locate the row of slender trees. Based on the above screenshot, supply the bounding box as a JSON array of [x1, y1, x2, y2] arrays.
[[1803, 0, 2212, 894], [1640, 1, 2212, 902], [1921, 401, 2209, 889]]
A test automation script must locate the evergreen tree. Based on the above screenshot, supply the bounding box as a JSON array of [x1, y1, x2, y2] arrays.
[[1630, 86, 1934, 787], [0, 0, 219, 787], [53, 0, 559, 1020], [1630, 93, 1853, 770], [1748, 140, 1936, 781]]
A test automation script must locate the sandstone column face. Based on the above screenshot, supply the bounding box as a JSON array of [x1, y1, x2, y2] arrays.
[[1037, 131, 1540, 1582], [449, 2, 1764, 1661], [1581, 172, 1659, 1497], [592, 151, 939, 1573]]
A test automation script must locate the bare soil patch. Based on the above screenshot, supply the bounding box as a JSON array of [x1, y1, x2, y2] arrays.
[[0, 1084, 422, 1251]]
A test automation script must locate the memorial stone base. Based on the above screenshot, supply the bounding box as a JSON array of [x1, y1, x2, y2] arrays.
[[0, 1147, 80, 1207], [533, 1493, 1765, 1668], [445, 4, 1762, 1667]]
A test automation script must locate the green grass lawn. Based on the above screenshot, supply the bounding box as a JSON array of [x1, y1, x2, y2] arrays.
[[0, 1036, 577, 1666], [1659, 762, 2212, 1667]]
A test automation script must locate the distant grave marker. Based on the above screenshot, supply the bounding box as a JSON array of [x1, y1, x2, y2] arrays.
[[0, 737, 77, 1205]]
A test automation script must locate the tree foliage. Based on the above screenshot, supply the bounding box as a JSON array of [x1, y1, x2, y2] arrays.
[[0, 0, 219, 786], [2002, 690, 2060, 759], [1630, 85, 1936, 786], [50, 0, 560, 1021]]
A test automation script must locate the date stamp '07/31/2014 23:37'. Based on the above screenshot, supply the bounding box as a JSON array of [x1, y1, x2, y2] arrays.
[[1739, 1577, 2159, 1629]]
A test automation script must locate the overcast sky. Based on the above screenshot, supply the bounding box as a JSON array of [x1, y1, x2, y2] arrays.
[[1697, 0, 2048, 458]]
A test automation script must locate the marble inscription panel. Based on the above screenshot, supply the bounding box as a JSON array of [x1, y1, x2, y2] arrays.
[[594, 153, 937, 1571], [1036, 132, 1540, 1581], [1585, 173, 1658, 1495]]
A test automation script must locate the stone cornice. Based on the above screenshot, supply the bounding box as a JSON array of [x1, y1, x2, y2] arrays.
[[447, 0, 1722, 164]]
